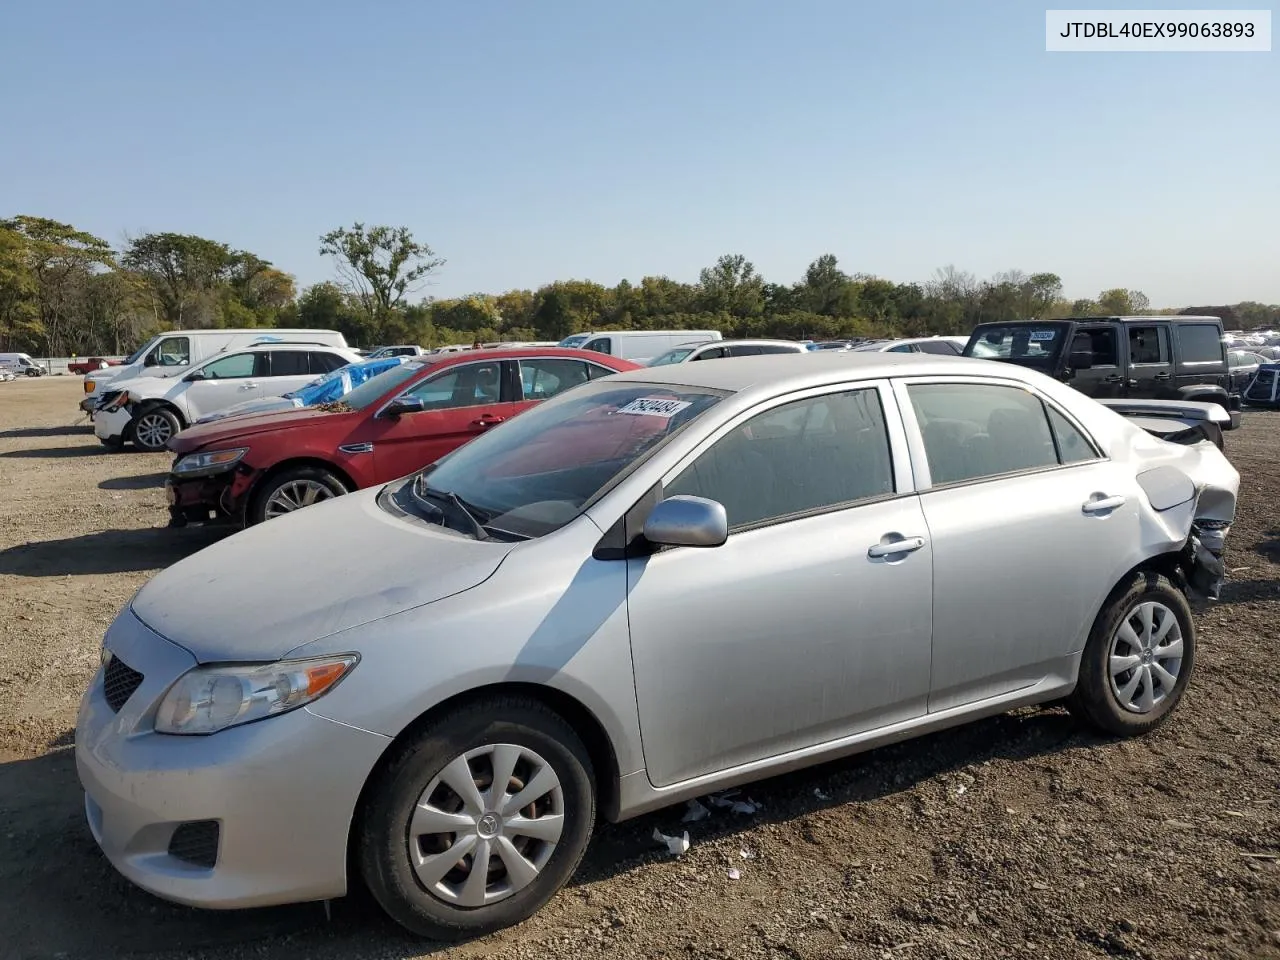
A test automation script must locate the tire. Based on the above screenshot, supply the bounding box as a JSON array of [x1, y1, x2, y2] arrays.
[[1066, 571, 1195, 737], [247, 465, 348, 525], [357, 697, 596, 941], [131, 406, 181, 452]]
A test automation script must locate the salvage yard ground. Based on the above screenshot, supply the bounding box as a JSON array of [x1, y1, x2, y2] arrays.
[[1, 376, 1279, 960]]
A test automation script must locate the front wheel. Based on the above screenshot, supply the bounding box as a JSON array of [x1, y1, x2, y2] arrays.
[[131, 407, 181, 452], [357, 698, 596, 941], [1067, 571, 1195, 737], [247, 465, 348, 525]]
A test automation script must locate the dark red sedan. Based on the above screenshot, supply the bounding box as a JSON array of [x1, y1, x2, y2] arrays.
[[164, 347, 640, 526]]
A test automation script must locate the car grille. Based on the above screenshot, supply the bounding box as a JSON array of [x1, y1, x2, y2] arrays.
[[168, 820, 220, 868], [102, 655, 144, 713]]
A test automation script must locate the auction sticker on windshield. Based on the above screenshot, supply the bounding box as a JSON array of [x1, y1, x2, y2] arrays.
[[617, 397, 693, 418], [1029, 330, 1056, 341]]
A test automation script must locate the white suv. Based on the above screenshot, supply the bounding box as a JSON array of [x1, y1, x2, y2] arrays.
[[93, 344, 363, 451], [647, 339, 807, 366]]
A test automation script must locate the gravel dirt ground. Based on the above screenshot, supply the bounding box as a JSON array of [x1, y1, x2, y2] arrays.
[[2, 377, 1278, 960]]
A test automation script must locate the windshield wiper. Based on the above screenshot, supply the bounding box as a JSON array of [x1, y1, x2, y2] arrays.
[[411, 476, 489, 541]]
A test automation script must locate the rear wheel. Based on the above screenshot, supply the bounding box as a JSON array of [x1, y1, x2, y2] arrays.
[[1067, 571, 1195, 737], [131, 407, 181, 452], [358, 697, 596, 941], [248, 465, 348, 525]]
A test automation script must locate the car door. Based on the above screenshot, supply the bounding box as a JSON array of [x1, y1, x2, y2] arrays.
[[366, 359, 519, 480], [180, 352, 267, 420], [625, 382, 934, 787], [1172, 322, 1230, 397], [516, 357, 596, 403], [894, 377, 1141, 713], [1124, 323, 1174, 399], [1067, 323, 1127, 398]]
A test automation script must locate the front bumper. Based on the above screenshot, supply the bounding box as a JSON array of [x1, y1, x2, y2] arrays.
[[75, 609, 390, 909], [165, 465, 259, 526], [94, 406, 133, 443]]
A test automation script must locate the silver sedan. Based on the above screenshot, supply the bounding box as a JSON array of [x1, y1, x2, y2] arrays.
[[76, 352, 1239, 940]]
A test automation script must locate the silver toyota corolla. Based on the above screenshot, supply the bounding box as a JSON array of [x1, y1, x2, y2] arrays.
[[77, 353, 1239, 940]]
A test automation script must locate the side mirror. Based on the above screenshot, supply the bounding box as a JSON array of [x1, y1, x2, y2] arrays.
[[143, 353, 158, 367], [183, 369, 207, 382], [382, 395, 426, 417], [643, 496, 728, 548], [1068, 349, 1094, 371]]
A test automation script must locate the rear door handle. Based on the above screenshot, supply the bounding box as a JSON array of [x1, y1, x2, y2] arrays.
[[239, 381, 258, 390], [867, 535, 926, 559], [472, 414, 505, 428], [1154, 372, 1172, 381], [1082, 494, 1127, 514], [1103, 374, 1125, 383]]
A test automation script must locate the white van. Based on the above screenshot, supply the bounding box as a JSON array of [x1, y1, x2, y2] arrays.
[[557, 330, 722, 365], [79, 329, 348, 413], [0, 353, 46, 377]]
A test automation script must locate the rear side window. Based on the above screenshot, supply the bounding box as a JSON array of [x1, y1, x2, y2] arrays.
[[1046, 406, 1100, 465], [887, 343, 914, 353], [908, 382, 1090, 485], [726, 345, 761, 357], [691, 346, 727, 361], [583, 338, 611, 355], [309, 351, 348, 374], [519, 358, 592, 400], [1177, 324, 1225, 364], [756, 344, 801, 355], [1128, 326, 1168, 365], [664, 389, 894, 529], [917, 340, 961, 356], [267, 351, 311, 377]]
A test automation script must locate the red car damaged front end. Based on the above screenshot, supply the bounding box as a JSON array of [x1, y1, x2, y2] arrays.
[[163, 409, 349, 527]]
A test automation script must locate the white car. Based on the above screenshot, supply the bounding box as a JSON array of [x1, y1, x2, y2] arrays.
[[93, 344, 363, 451], [852, 336, 968, 355], [648, 339, 808, 366]]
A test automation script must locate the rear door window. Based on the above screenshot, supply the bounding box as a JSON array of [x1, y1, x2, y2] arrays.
[[519, 358, 592, 400], [267, 351, 311, 377], [1128, 326, 1169, 365], [308, 351, 349, 374], [917, 340, 961, 356]]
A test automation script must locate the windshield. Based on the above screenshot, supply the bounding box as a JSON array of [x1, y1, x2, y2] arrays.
[[964, 324, 1067, 368], [558, 334, 590, 348], [122, 337, 158, 365], [337, 359, 433, 411], [396, 381, 725, 539], [649, 347, 694, 366]]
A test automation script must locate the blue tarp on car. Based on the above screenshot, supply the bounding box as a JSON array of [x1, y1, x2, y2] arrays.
[[286, 356, 409, 406]]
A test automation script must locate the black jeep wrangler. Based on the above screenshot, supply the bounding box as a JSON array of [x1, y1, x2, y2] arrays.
[[962, 316, 1242, 430]]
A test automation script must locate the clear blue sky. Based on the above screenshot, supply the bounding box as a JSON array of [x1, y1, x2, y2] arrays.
[[2, 0, 1276, 306]]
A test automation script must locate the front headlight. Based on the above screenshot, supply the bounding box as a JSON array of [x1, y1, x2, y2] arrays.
[[154, 655, 359, 735], [172, 447, 249, 478]]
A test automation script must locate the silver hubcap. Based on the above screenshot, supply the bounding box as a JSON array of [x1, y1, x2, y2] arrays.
[[408, 743, 564, 908], [1109, 601, 1184, 714], [134, 413, 173, 449], [264, 480, 335, 518]]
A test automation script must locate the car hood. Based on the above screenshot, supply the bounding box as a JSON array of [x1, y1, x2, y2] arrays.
[[194, 396, 301, 424], [130, 488, 517, 662], [169, 407, 357, 452]]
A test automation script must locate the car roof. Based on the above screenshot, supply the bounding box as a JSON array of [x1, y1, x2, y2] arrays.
[[233, 343, 354, 353], [699, 339, 804, 348], [421, 346, 633, 365], [604, 350, 1019, 397]]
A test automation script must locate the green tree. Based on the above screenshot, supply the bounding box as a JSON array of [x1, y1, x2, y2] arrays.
[[1097, 288, 1151, 316], [697, 254, 764, 319], [121, 232, 235, 327], [319, 223, 445, 330]]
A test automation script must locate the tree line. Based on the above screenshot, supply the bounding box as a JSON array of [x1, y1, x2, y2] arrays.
[[2, 214, 1277, 357]]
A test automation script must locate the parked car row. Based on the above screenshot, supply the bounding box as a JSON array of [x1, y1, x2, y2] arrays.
[[77, 343, 1241, 941]]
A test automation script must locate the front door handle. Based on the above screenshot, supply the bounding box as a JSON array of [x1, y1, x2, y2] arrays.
[[239, 381, 258, 390], [472, 414, 505, 428], [867, 535, 926, 559], [1082, 494, 1127, 514]]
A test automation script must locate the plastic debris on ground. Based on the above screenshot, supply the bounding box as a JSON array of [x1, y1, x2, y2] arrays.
[[652, 827, 690, 857], [681, 799, 710, 823], [740, 849, 754, 860], [727, 867, 741, 881], [707, 789, 763, 815]]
